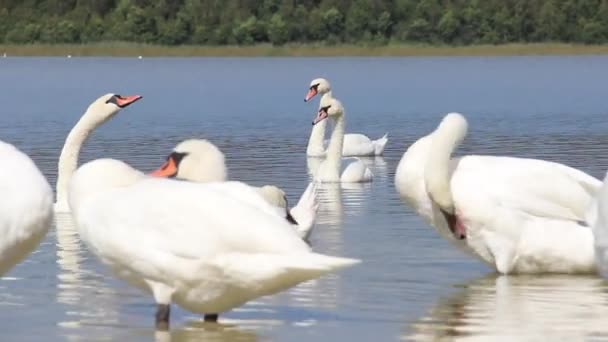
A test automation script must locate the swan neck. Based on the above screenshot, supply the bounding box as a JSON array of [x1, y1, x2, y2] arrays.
[[326, 114, 345, 166], [307, 119, 327, 155], [425, 122, 465, 212], [56, 109, 107, 204], [306, 91, 334, 156]]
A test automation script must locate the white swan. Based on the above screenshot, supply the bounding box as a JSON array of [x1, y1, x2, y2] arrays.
[[0, 141, 53, 275], [593, 172, 608, 277], [311, 98, 373, 183], [54, 93, 142, 212], [68, 158, 359, 330], [395, 112, 600, 274], [149, 139, 318, 240], [304, 78, 388, 157]]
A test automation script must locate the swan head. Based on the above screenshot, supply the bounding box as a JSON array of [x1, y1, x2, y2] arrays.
[[68, 158, 143, 212], [312, 97, 344, 125], [305, 78, 331, 102], [149, 139, 228, 183], [436, 112, 468, 148], [257, 185, 288, 209], [86, 93, 143, 123]]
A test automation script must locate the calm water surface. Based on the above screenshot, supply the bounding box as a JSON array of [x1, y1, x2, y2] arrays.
[[2, 56, 608, 341]]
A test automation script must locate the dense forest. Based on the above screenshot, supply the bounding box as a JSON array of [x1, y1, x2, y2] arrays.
[[1, 0, 608, 46]]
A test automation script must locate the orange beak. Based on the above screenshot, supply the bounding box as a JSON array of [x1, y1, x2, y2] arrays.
[[116, 95, 143, 108], [304, 88, 318, 102], [150, 157, 178, 178], [312, 108, 329, 125]]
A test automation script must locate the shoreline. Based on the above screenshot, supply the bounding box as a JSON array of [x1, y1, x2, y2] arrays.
[[2, 43, 608, 57]]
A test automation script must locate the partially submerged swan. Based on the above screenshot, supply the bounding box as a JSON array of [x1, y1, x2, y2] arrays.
[[150, 139, 318, 240], [54, 93, 142, 212], [396, 113, 600, 274], [305, 78, 387, 157], [69, 158, 359, 330], [0, 141, 53, 275], [310, 98, 373, 183]]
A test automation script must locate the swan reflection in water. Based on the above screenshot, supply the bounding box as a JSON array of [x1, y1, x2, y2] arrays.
[[306, 156, 374, 224], [153, 321, 258, 342], [55, 213, 125, 333], [407, 274, 608, 341]]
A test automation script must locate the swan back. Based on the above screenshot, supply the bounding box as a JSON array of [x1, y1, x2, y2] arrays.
[[173, 139, 227, 182], [68, 158, 144, 214], [425, 113, 468, 212]]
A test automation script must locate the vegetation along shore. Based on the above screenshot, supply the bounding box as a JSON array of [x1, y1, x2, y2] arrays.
[[3, 43, 608, 57], [2, 0, 608, 56]]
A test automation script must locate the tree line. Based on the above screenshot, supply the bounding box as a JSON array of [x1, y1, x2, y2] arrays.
[[1, 0, 608, 46]]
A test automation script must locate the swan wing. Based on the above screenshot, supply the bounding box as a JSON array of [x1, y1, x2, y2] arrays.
[[453, 156, 600, 225], [342, 134, 375, 156], [202, 181, 287, 219], [289, 183, 319, 239]]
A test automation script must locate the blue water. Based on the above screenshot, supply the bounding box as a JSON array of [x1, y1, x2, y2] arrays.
[[1, 56, 608, 341]]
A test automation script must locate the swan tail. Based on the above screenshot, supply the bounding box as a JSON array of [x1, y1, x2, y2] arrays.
[[218, 252, 360, 296], [373, 133, 389, 155], [289, 183, 319, 240]]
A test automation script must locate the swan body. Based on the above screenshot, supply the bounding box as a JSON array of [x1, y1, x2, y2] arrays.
[[311, 98, 373, 183], [593, 172, 608, 277], [54, 93, 142, 213], [150, 139, 318, 239], [0, 141, 53, 275], [305, 78, 388, 157], [396, 113, 600, 274], [69, 158, 359, 328]]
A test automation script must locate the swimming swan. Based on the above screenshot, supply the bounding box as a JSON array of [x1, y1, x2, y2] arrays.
[[304, 78, 388, 157], [310, 98, 373, 183]]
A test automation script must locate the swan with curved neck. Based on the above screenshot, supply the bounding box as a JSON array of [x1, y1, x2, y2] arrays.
[[304, 78, 388, 157], [68, 158, 359, 329], [396, 112, 601, 274], [311, 98, 372, 183], [149, 139, 318, 239], [0, 141, 53, 275], [54, 93, 142, 212]]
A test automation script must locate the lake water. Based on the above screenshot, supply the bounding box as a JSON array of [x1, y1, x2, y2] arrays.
[[2, 56, 608, 341]]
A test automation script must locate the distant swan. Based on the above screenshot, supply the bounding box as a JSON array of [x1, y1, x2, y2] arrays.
[[396, 112, 600, 274], [150, 139, 318, 240], [68, 158, 360, 329], [54, 93, 142, 212], [304, 78, 388, 157], [311, 97, 373, 183], [0, 141, 53, 275]]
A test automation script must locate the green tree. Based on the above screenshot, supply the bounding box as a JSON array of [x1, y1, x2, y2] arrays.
[[41, 20, 80, 43], [536, 0, 565, 40], [267, 13, 288, 45], [233, 16, 263, 45], [407, 18, 432, 42], [6, 23, 41, 43], [437, 9, 459, 43]]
